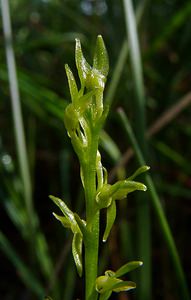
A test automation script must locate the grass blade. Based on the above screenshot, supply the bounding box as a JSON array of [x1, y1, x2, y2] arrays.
[[105, 0, 149, 108], [118, 108, 191, 300], [1, 0, 35, 229], [0, 231, 44, 297], [122, 0, 151, 298], [1, 0, 53, 283]]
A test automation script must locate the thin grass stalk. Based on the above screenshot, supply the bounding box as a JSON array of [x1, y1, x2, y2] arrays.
[[118, 108, 191, 300], [105, 40, 128, 107], [122, 0, 151, 298], [1, 1, 54, 286], [122, 0, 146, 137], [105, 0, 149, 107], [1, 0, 35, 229], [109, 91, 191, 181]]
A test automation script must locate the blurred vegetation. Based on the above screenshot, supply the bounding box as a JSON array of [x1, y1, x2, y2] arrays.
[[0, 0, 191, 299]]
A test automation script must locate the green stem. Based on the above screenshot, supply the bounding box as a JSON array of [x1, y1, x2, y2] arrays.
[[118, 109, 191, 300], [83, 135, 100, 300], [83, 140, 98, 221], [84, 213, 99, 300]]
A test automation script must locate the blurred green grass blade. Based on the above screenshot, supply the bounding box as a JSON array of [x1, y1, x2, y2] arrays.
[[1, 1, 54, 283], [0, 66, 67, 122], [105, 0, 149, 107], [18, 70, 67, 116], [119, 218, 134, 261], [4, 199, 28, 237], [35, 231, 53, 280], [100, 130, 126, 180], [62, 260, 77, 300], [150, 2, 191, 54], [123, 0, 145, 127], [1, 155, 53, 280], [0, 151, 30, 237], [122, 0, 151, 298], [100, 131, 121, 163], [158, 181, 191, 199], [0, 231, 44, 297], [60, 149, 71, 203], [154, 140, 191, 175], [105, 40, 128, 107], [22, 31, 85, 51], [118, 108, 191, 300], [1, 0, 35, 229]]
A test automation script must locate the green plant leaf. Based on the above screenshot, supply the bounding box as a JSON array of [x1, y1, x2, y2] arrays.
[[127, 165, 150, 180], [74, 213, 87, 237], [49, 195, 75, 224], [103, 201, 116, 242], [52, 213, 71, 228], [96, 184, 112, 209], [110, 180, 147, 201], [65, 64, 78, 103], [97, 180, 147, 207], [64, 104, 79, 136], [50, 195, 84, 276], [75, 38, 91, 87], [115, 261, 143, 277], [72, 232, 83, 277], [112, 280, 136, 292]]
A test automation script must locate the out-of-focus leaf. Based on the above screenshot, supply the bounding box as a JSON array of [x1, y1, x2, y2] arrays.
[[0, 231, 44, 297], [100, 131, 121, 163]]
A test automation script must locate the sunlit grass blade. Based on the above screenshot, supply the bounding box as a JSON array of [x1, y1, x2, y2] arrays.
[[1, 0, 35, 230], [122, 0, 151, 298], [122, 0, 145, 129], [118, 108, 191, 300], [1, 0, 54, 285], [105, 0, 149, 108]]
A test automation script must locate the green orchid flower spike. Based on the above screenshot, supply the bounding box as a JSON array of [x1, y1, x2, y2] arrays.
[[50, 36, 149, 300]]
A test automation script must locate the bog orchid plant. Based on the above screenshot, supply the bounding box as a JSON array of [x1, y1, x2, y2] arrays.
[[49, 35, 149, 300]]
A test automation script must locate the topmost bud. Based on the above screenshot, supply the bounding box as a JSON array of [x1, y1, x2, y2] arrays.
[[93, 35, 109, 77], [75, 35, 109, 91]]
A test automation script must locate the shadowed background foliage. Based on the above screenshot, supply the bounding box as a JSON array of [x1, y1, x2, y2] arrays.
[[0, 0, 191, 299]]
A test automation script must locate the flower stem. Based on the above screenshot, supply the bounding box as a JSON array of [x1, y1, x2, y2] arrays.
[[83, 136, 100, 300]]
